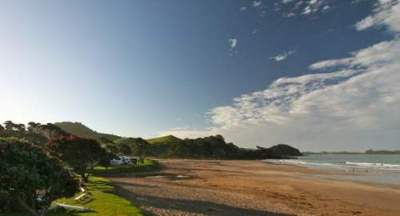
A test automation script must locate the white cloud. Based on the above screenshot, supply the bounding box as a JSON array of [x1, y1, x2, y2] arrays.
[[355, 0, 400, 32], [253, 1, 262, 8], [276, 0, 330, 17], [356, 16, 376, 30], [228, 38, 237, 50], [282, 0, 294, 4], [302, 0, 327, 15], [270, 50, 296, 62], [309, 58, 353, 70], [165, 1, 400, 151], [322, 5, 330, 11], [240, 6, 247, 11]]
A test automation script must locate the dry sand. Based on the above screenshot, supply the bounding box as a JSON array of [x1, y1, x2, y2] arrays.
[[109, 159, 400, 216]]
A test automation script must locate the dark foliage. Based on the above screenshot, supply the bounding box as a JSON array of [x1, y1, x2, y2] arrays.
[[0, 121, 68, 146], [0, 138, 79, 216], [111, 134, 301, 160], [48, 136, 109, 182]]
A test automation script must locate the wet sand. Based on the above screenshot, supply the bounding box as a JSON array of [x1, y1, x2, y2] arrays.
[[109, 159, 400, 216]]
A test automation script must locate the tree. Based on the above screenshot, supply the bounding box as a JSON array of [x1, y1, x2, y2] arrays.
[[118, 143, 133, 155], [27, 122, 41, 133], [98, 151, 115, 169], [38, 124, 68, 140], [0, 138, 79, 216], [16, 124, 26, 133], [104, 143, 120, 154], [114, 137, 149, 161], [3, 120, 17, 132], [49, 136, 108, 182], [129, 138, 148, 163]]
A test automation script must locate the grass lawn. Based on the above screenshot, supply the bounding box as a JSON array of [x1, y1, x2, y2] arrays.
[[48, 176, 143, 216]]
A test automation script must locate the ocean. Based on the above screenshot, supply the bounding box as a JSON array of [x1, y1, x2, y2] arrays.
[[265, 154, 400, 185]]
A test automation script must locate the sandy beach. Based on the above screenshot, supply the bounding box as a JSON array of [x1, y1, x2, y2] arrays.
[[110, 159, 400, 216]]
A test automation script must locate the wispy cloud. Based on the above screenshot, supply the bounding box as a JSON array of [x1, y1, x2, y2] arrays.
[[355, 0, 400, 32], [303, 0, 327, 15], [270, 50, 296, 62], [309, 58, 353, 70], [228, 38, 238, 50], [253, 0, 262, 8], [282, 0, 294, 4], [276, 0, 330, 17], [164, 1, 400, 151]]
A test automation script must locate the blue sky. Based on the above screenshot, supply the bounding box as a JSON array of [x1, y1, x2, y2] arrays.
[[1, 0, 399, 151]]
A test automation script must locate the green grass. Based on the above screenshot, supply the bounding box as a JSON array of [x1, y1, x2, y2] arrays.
[[0, 177, 142, 216], [146, 135, 183, 145], [48, 176, 143, 216], [92, 159, 161, 176], [1, 160, 160, 216]]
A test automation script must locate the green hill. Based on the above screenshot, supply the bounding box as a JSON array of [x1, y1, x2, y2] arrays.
[[54, 122, 120, 141], [54, 122, 302, 159], [147, 135, 184, 145]]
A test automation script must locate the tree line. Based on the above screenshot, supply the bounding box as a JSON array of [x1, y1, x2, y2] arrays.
[[105, 134, 302, 160]]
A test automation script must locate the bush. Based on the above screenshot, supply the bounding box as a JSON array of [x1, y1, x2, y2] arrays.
[[0, 138, 79, 216], [48, 136, 109, 182]]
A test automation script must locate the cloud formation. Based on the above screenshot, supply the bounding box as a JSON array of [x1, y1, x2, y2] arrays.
[[165, 0, 400, 151], [228, 38, 238, 52], [253, 1, 262, 8], [270, 50, 296, 62], [302, 0, 328, 15], [276, 0, 331, 17], [355, 0, 400, 31]]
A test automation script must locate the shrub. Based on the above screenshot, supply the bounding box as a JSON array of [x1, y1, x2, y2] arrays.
[[0, 138, 79, 216]]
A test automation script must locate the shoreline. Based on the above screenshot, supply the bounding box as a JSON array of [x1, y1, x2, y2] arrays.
[[110, 159, 400, 216], [264, 158, 400, 186]]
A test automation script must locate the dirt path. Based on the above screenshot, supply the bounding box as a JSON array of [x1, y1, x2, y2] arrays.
[[109, 159, 400, 216]]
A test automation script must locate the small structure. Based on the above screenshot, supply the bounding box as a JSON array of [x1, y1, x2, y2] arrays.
[[110, 155, 132, 166]]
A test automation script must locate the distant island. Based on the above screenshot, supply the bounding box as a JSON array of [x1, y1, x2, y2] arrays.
[[365, 149, 400, 154]]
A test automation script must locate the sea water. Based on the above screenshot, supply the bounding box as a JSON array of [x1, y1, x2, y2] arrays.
[[266, 154, 400, 185]]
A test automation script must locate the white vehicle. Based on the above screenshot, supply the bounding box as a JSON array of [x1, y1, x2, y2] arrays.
[[110, 155, 132, 166]]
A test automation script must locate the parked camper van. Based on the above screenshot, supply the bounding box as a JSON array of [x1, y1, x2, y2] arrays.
[[110, 155, 132, 166]]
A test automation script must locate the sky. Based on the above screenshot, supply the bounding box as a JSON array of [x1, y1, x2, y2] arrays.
[[1, 0, 399, 151]]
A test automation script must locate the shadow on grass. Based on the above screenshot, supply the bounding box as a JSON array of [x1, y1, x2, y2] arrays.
[[113, 185, 294, 216], [87, 181, 113, 192], [110, 181, 160, 189]]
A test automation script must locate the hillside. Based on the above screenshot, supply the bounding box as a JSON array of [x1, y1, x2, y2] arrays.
[[147, 135, 185, 145], [54, 122, 120, 141], [144, 134, 302, 159], [54, 122, 302, 159]]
